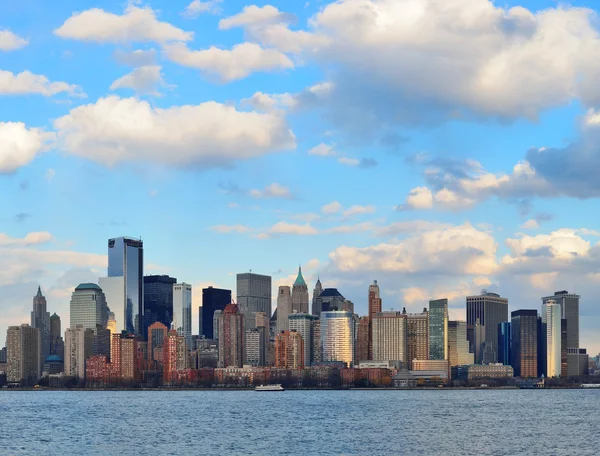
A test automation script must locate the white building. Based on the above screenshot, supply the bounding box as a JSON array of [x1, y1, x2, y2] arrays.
[[543, 299, 562, 377], [276, 286, 292, 335], [372, 311, 407, 365], [289, 313, 318, 366], [321, 311, 354, 367], [173, 283, 192, 347], [64, 325, 93, 381]]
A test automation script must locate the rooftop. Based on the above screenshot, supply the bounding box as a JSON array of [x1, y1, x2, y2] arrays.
[[75, 283, 102, 291], [320, 288, 344, 298]]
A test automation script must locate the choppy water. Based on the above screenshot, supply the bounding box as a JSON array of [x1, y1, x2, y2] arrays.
[[0, 390, 597, 455]]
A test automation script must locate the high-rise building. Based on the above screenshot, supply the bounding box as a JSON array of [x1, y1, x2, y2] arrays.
[[255, 312, 270, 366], [429, 298, 448, 361], [289, 313, 318, 366], [143, 275, 176, 338], [511, 310, 538, 378], [372, 311, 407, 366], [245, 329, 265, 367], [291, 266, 309, 314], [314, 288, 348, 316], [6, 324, 40, 385], [405, 308, 429, 369], [98, 276, 124, 331], [31, 286, 50, 371], [107, 237, 144, 335], [447, 321, 474, 367], [218, 303, 244, 368], [70, 283, 108, 331], [276, 286, 292, 334], [236, 272, 271, 331], [311, 278, 323, 316], [542, 291, 579, 374], [64, 325, 94, 381], [321, 311, 354, 367], [275, 330, 304, 369], [355, 316, 370, 364], [498, 322, 511, 366], [93, 325, 111, 359], [173, 283, 192, 347], [312, 319, 321, 364], [542, 300, 562, 377], [368, 280, 382, 359], [162, 330, 186, 384], [112, 333, 139, 382], [466, 292, 508, 363], [201, 287, 231, 339], [213, 310, 222, 341], [49, 313, 64, 360], [147, 322, 169, 367]]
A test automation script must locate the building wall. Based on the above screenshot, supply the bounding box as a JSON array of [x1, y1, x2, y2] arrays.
[[543, 301, 562, 377], [143, 275, 176, 338], [218, 305, 244, 368], [289, 313, 316, 366], [7, 325, 41, 385], [448, 321, 473, 367], [275, 331, 304, 369], [511, 310, 538, 378], [372, 312, 407, 365], [201, 287, 231, 339], [276, 286, 292, 335], [368, 281, 382, 360], [355, 316, 370, 364], [429, 299, 448, 361], [173, 283, 192, 345], [237, 273, 272, 331], [65, 326, 93, 381], [407, 311, 428, 369], [466, 293, 508, 364], [70, 285, 109, 332], [321, 311, 354, 367]]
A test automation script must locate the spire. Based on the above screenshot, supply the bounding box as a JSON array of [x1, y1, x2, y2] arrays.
[[293, 265, 307, 287], [36, 285, 43, 297]]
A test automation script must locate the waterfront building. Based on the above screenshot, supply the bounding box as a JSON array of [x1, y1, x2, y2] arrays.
[[372, 311, 407, 366], [43, 355, 64, 375], [321, 311, 354, 367], [255, 312, 270, 366], [6, 324, 41, 385], [368, 281, 382, 359], [31, 286, 50, 372], [459, 364, 514, 380], [162, 330, 186, 384], [405, 308, 429, 369], [355, 316, 370, 364], [173, 283, 192, 347], [245, 329, 265, 367], [276, 286, 292, 334], [567, 348, 589, 377], [69, 283, 108, 331], [292, 266, 309, 314], [107, 237, 144, 335], [65, 325, 94, 381], [147, 322, 169, 367], [511, 310, 538, 378], [312, 319, 321, 364], [237, 272, 271, 331], [311, 278, 323, 316], [542, 291, 580, 374], [289, 313, 318, 366], [429, 298, 448, 361], [466, 292, 508, 363], [411, 359, 449, 372], [49, 313, 64, 360], [448, 321, 474, 367], [201, 287, 231, 339], [275, 330, 304, 369], [112, 333, 139, 381], [143, 275, 176, 338], [218, 303, 244, 368], [542, 300, 562, 377], [498, 322, 511, 366]]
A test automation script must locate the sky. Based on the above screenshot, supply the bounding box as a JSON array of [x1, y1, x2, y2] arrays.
[[1, 0, 600, 354]]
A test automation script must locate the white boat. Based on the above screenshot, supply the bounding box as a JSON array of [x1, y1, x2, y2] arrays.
[[255, 384, 284, 391]]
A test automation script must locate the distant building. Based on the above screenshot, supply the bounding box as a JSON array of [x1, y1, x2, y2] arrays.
[[255, 312, 270, 367], [466, 292, 508, 363], [112, 333, 139, 381], [237, 272, 271, 331], [245, 329, 265, 367], [448, 321, 474, 367], [312, 319, 321, 364], [218, 303, 244, 368], [173, 283, 192, 347], [276, 286, 292, 334], [368, 281, 382, 359], [542, 300, 562, 377], [6, 324, 41, 385], [70, 283, 109, 331], [314, 288, 347, 317], [65, 325, 94, 381], [405, 308, 429, 369], [459, 364, 514, 380], [498, 322, 511, 366], [162, 330, 186, 384], [201, 287, 231, 339], [275, 330, 304, 369], [355, 316, 370, 364], [213, 310, 222, 341], [372, 311, 407, 366], [511, 310, 538, 378], [429, 298, 448, 361], [543, 291, 580, 374], [292, 266, 309, 314], [567, 348, 589, 377], [147, 322, 169, 367], [311, 278, 323, 316], [289, 313, 318, 366], [412, 359, 449, 372], [49, 313, 64, 360], [143, 275, 176, 338], [321, 311, 354, 367], [31, 286, 50, 373], [43, 355, 64, 375]]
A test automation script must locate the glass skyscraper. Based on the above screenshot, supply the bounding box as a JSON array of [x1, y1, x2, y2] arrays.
[[429, 298, 448, 360], [108, 237, 143, 335], [143, 275, 177, 339], [321, 311, 354, 367], [511, 310, 538, 378], [201, 287, 231, 339]]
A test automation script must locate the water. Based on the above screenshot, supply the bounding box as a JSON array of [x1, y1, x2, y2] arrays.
[[0, 389, 597, 455]]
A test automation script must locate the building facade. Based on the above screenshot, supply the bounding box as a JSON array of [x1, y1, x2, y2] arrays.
[[372, 311, 407, 366], [218, 303, 244, 368], [406, 308, 429, 369], [201, 287, 231, 339], [289, 313, 318, 366], [321, 311, 354, 367], [275, 330, 304, 369], [245, 329, 265, 367], [311, 278, 323, 316], [65, 325, 94, 381], [276, 286, 292, 334], [31, 286, 50, 372], [448, 321, 474, 367], [429, 298, 448, 361], [143, 275, 176, 338], [6, 324, 40, 385], [236, 272, 272, 331], [368, 280, 382, 360], [69, 283, 108, 332], [291, 267, 309, 314], [543, 291, 579, 374], [173, 283, 192, 347], [498, 322, 511, 366], [542, 300, 562, 377], [355, 316, 370, 364], [511, 310, 538, 378], [466, 292, 508, 364]]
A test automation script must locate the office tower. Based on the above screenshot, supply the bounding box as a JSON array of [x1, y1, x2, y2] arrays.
[[561, 319, 568, 376], [173, 283, 192, 346], [147, 322, 168, 366], [368, 280, 382, 359], [315, 288, 347, 316], [64, 325, 94, 381], [321, 311, 354, 367], [94, 325, 111, 358], [162, 330, 186, 383], [213, 310, 222, 340], [448, 321, 474, 367], [201, 287, 231, 339], [275, 330, 304, 369], [6, 325, 41, 385], [312, 278, 323, 316], [256, 312, 270, 366], [70, 283, 108, 332], [542, 291, 579, 373], [112, 333, 139, 381], [429, 298, 448, 360], [542, 300, 562, 377], [276, 286, 292, 334], [312, 319, 321, 364], [143, 275, 176, 338], [405, 308, 429, 369], [511, 310, 538, 378], [49, 313, 64, 360], [355, 316, 370, 364], [498, 322, 511, 366], [289, 313, 317, 366], [107, 237, 144, 335], [31, 286, 50, 371], [0, 347, 6, 363], [218, 303, 244, 368], [292, 266, 309, 314], [43, 355, 64, 375], [236, 272, 272, 331], [372, 311, 407, 366], [466, 292, 508, 363], [245, 329, 265, 367]]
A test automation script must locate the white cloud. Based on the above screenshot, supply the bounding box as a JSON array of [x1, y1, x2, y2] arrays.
[[521, 219, 539, 229], [249, 183, 293, 199], [308, 143, 335, 156], [0, 232, 53, 247], [259, 222, 318, 238], [504, 229, 590, 261], [53, 96, 296, 168], [219, 5, 295, 30], [183, 0, 222, 17], [321, 201, 342, 215], [398, 186, 433, 210], [324, 222, 377, 234], [374, 221, 452, 238], [0, 70, 84, 97], [210, 225, 253, 234], [338, 157, 359, 167], [0, 122, 55, 173], [163, 42, 294, 82], [342, 205, 376, 218], [113, 48, 157, 67], [241, 92, 296, 112], [0, 29, 28, 51], [54, 5, 193, 43], [109, 65, 169, 95]]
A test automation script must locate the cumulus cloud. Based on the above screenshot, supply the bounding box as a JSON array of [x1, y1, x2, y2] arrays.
[[241, 92, 296, 112], [183, 0, 222, 17], [397, 187, 433, 210], [219, 5, 296, 30], [259, 221, 318, 238], [109, 65, 169, 95], [113, 48, 157, 67], [309, 143, 335, 156], [53, 96, 296, 168], [0, 29, 28, 51], [0, 70, 84, 97], [54, 5, 193, 43], [249, 183, 293, 199], [163, 42, 294, 82], [0, 232, 53, 247], [0, 122, 55, 173], [321, 201, 342, 215], [342, 205, 375, 218]]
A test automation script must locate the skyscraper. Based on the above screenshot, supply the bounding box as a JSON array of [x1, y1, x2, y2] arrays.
[[429, 298, 448, 360], [498, 322, 511, 366], [372, 311, 407, 366], [64, 325, 94, 381], [173, 283, 192, 347], [406, 308, 429, 369], [143, 275, 176, 338], [218, 303, 244, 368], [314, 288, 348, 315], [6, 324, 40, 386], [511, 310, 538, 378], [311, 278, 323, 316], [275, 330, 304, 369], [276, 286, 292, 334], [236, 272, 272, 331], [31, 286, 50, 371], [447, 321, 474, 367], [543, 291, 579, 374], [107, 237, 144, 335], [147, 321, 168, 367], [542, 300, 562, 378], [466, 292, 508, 363], [49, 313, 64, 360], [355, 316, 370, 364], [70, 283, 108, 331], [321, 311, 354, 367], [255, 312, 270, 366], [201, 287, 231, 339], [292, 266, 309, 314], [245, 329, 265, 367], [368, 280, 382, 360], [289, 313, 318, 366]]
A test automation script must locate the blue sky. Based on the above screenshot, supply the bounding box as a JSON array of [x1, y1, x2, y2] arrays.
[[2, 0, 600, 354]]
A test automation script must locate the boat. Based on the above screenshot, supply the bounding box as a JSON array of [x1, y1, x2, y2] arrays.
[[255, 384, 285, 391]]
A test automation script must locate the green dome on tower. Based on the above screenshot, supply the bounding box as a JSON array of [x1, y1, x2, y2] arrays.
[[293, 266, 307, 287]]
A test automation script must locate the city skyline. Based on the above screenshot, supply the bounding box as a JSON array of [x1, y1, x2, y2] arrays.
[[3, 0, 600, 357]]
